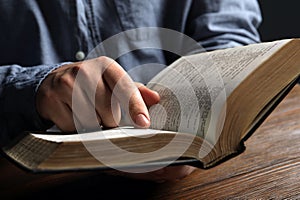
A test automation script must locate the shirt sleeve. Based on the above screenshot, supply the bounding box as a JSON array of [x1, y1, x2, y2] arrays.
[[0, 63, 64, 147], [186, 0, 262, 51]]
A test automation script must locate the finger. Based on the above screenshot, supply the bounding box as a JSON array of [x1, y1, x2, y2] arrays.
[[52, 67, 75, 104], [36, 71, 75, 131], [72, 60, 121, 129], [50, 102, 76, 132], [94, 79, 121, 128], [54, 68, 98, 132], [72, 74, 102, 131], [53, 66, 97, 131], [101, 57, 150, 128], [53, 64, 100, 131], [135, 83, 160, 107]]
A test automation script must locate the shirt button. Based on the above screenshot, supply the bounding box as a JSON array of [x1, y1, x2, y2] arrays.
[[75, 51, 85, 61]]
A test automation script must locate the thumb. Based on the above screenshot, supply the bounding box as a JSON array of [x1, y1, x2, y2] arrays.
[[135, 82, 160, 107]]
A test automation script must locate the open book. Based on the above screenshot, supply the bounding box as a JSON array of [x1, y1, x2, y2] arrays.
[[3, 39, 300, 172]]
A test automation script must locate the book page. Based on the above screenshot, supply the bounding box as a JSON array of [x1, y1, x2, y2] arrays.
[[207, 39, 291, 94], [33, 127, 176, 142], [147, 55, 226, 140], [147, 39, 290, 141]]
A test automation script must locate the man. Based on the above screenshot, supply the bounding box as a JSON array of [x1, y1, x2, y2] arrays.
[[0, 0, 262, 182]]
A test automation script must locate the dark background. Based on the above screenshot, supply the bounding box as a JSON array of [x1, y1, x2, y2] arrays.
[[258, 0, 300, 41]]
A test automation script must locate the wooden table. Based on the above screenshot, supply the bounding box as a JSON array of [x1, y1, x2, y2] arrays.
[[2, 85, 300, 199]]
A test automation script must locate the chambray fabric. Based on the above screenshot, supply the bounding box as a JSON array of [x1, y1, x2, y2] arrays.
[[0, 0, 261, 146]]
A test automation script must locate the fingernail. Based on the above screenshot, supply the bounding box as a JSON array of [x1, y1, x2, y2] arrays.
[[135, 114, 150, 128]]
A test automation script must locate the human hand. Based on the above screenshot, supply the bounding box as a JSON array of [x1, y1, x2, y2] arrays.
[[36, 56, 160, 132], [36, 56, 195, 182]]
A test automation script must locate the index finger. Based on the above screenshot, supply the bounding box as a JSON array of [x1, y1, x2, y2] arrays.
[[100, 57, 150, 128]]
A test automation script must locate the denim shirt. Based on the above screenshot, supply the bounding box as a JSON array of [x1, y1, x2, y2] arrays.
[[0, 0, 261, 146]]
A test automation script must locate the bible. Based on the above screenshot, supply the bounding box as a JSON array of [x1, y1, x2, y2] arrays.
[[3, 38, 300, 172]]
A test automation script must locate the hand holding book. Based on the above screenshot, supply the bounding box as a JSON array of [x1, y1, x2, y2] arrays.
[[34, 56, 195, 182], [36, 56, 159, 131], [4, 39, 300, 178]]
